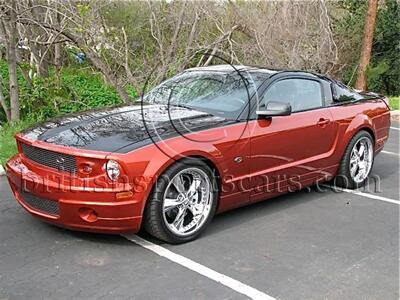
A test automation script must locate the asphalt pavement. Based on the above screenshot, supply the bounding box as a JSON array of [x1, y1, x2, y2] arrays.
[[0, 124, 398, 300]]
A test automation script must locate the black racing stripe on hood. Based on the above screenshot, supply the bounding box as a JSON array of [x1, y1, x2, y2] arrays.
[[20, 104, 234, 153], [113, 118, 236, 153]]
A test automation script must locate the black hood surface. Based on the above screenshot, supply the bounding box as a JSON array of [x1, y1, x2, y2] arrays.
[[21, 105, 232, 153]]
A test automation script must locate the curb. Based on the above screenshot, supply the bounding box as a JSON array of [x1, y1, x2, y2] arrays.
[[0, 165, 5, 176]]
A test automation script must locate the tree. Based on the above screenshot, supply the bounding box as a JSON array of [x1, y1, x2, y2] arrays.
[[0, 73, 10, 122], [0, 0, 20, 122], [355, 0, 378, 90], [368, 0, 400, 95]]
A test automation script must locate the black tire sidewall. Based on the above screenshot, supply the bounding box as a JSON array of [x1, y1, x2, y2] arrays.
[[335, 131, 374, 189], [145, 158, 219, 243]]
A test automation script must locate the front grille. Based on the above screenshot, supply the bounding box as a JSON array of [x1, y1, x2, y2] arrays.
[[21, 191, 59, 216], [21, 143, 77, 174]]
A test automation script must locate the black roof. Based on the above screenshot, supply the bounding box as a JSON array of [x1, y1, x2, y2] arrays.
[[185, 64, 330, 81]]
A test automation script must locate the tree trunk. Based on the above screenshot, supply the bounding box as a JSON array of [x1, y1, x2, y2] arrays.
[[115, 84, 131, 103], [54, 42, 62, 85], [7, 0, 20, 122], [54, 4, 62, 77], [54, 43, 63, 73], [0, 74, 11, 122], [37, 48, 49, 78], [355, 0, 379, 91]]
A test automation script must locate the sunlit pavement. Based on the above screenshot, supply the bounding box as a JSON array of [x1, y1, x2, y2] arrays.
[[0, 124, 398, 300]]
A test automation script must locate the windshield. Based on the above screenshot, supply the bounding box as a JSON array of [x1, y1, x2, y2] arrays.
[[143, 71, 265, 119]]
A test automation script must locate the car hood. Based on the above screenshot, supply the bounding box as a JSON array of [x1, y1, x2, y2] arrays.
[[21, 104, 232, 153]]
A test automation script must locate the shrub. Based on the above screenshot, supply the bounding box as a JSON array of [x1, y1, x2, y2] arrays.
[[0, 61, 134, 125], [0, 120, 35, 165], [389, 97, 399, 110], [0, 61, 136, 164]]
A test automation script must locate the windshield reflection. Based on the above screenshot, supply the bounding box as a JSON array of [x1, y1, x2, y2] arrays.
[[144, 71, 265, 118]]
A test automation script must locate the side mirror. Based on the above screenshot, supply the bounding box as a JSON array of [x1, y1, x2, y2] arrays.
[[256, 101, 292, 118]]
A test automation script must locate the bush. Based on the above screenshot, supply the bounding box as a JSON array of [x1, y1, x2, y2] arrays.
[[0, 61, 136, 165], [389, 97, 399, 110], [333, 0, 399, 95], [0, 120, 35, 166], [59, 67, 125, 113], [368, 0, 400, 95], [0, 61, 131, 125]]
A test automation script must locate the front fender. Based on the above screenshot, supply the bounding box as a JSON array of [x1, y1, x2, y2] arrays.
[[118, 140, 224, 218]]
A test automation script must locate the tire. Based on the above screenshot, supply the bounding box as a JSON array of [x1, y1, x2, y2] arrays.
[[143, 158, 218, 244], [335, 130, 374, 189]]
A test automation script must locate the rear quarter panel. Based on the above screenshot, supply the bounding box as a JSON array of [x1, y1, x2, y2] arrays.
[[328, 98, 390, 168]]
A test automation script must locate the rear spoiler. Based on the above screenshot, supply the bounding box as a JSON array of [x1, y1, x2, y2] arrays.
[[353, 89, 390, 110], [357, 90, 388, 105]]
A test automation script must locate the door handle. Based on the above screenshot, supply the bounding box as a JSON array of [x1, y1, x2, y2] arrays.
[[317, 118, 330, 126]]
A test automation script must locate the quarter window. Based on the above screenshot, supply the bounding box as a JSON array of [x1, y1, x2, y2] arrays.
[[261, 79, 323, 112], [332, 82, 364, 102]]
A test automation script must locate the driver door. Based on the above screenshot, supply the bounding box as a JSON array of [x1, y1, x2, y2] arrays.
[[249, 77, 336, 202]]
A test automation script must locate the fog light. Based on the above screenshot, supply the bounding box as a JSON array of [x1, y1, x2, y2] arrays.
[[79, 163, 93, 175], [79, 207, 98, 223]]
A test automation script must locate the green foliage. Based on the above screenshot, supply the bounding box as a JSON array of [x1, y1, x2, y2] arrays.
[[0, 60, 127, 124], [366, 60, 389, 93], [332, 1, 364, 86], [389, 96, 399, 111], [59, 67, 124, 113], [0, 61, 133, 164], [0, 119, 34, 166], [334, 0, 400, 95], [369, 0, 400, 95], [77, 4, 90, 17]]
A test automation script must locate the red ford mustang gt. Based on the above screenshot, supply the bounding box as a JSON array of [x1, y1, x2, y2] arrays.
[[6, 65, 390, 243]]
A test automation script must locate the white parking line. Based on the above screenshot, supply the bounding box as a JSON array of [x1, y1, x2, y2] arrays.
[[381, 150, 399, 156], [390, 127, 399, 131], [322, 185, 399, 205], [123, 234, 275, 300]]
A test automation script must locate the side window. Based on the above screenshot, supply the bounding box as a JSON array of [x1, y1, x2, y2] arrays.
[[261, 79, 323, 112]]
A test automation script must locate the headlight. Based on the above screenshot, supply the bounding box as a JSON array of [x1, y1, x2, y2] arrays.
[[105, 160, 120, 181]]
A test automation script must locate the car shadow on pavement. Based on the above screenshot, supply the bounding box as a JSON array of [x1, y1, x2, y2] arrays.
[[205, 188, 319, 238], [41, 222, 134, 246], [37, 186, 318, 246], [35, 171, 391, 246]]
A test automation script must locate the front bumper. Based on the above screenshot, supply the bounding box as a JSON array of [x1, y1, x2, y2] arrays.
[[6, 154, 143, 234]]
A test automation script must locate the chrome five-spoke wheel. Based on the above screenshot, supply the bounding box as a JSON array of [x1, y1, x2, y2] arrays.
[[144, 159, 218, 244], [163, 168, 213, 236], [336, 130, 374, 189], [349, 137, 373, 183]]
